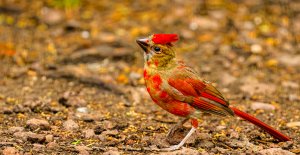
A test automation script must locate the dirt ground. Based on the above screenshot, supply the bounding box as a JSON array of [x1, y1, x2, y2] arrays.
[[0, 0, 300, 154]]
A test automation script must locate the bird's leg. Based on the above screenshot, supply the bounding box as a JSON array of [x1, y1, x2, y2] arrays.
[[163, 118, 198, 151], [166, 117, 189, 139], [163, 127, 197, 151]]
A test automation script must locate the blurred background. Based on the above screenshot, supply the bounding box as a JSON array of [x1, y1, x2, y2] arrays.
[[0, 0, 299, 154], [0, 0, 299, 86]]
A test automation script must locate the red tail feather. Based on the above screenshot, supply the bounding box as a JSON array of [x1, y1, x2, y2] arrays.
[[230, 107, 290, 141]]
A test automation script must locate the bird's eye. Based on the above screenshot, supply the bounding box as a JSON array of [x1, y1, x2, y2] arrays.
[[153, 46, 161, 52]]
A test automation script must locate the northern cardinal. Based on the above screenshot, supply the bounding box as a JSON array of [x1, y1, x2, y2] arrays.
[[136, 34, 290, 150]]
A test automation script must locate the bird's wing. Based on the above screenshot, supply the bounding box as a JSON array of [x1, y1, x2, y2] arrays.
[[165, 66, 234, 116]]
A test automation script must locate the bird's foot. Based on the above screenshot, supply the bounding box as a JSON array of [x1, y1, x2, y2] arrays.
[[161, 145, 180, 151]]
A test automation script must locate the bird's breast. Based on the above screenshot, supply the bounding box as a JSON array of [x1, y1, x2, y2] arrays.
[[143, 69, 195, 117], [144, 71, 171, 102]]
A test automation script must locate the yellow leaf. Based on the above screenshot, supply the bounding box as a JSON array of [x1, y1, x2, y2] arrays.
[[266, 59, 278, 67], [198, 33, 213, 42], [117, 74, 129, 84]]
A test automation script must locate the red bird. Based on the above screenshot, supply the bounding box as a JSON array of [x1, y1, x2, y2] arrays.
[[136, 34, 290, 150]]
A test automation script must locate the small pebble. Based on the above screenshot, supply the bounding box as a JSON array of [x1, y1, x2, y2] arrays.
[[80, 114, 101, 122], [81, 31, 90, 39], [1, 107, 13, 114], [251, 102, 275, 111], [2, 147, 20, 155], [286, 122, 300, 127], [258, 148, 295, 155], [197, 133, 211, 140], [26, 118, 50, 130], [75, 146, 90, 155], [8, 127, 24, 134], [102, 120, 115, 129], [251, 44, 262, 53], [14, 132, 45, 143], [197, 140, 215, 149], [63, 120, 79, 131], [46, 142, 58, 149], [229, 130, 239, 139], [221, 73, 237, 85], [26, 132, 46, 143], [101, 130, 119, 136], [83, 129, 95, 139], [282, 81, 299, 89], [77, 107, 89, 113], [161, 147, 201, 155], [103, 150, 121, 155], [13, 132, 29, 141], [216, 125, 226, 131], [45, 134, 54, 142], [33, 143, 45, 151], [40, 7, 64, 25]]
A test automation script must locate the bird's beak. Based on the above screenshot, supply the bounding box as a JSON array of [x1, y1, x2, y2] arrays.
[[136, 38, 149, 53]]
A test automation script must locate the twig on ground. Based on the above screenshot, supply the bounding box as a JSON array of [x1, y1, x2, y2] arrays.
[[31, 64, 125, 95]]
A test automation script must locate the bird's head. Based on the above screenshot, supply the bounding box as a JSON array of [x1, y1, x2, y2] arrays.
[[136, 34, 178, 68]]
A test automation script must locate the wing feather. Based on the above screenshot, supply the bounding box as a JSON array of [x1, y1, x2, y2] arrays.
[[167, 65, 234, 116]]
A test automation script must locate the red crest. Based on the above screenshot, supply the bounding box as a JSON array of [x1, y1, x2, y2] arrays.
[[152, 34, 179, 44]]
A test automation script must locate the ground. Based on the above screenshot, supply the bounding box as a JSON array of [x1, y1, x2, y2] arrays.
[[0, 0, 300, 154]]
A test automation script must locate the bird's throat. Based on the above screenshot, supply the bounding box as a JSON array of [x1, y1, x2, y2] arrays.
[[145, 58, 177, 70]]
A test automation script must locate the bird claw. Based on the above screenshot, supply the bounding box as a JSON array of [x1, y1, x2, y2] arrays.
[[161, 145, 180, 151]]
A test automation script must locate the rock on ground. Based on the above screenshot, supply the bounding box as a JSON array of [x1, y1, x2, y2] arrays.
[[32, 143, 45, 151], [63, 119, 79, 131], [2, 147, 20, 155], [26, 118, 50, 130], [83, 129, 95, 138], [40, 8, 64, 25], [46, 142, 59, 149], [8, 127, 24, 134], [75, 146, 90, 155], [220, 73, 237, 85], [251, 102, 276, 111], [13, 131, 45, 143], [286, 122, 300, 127], [45, 134, 54, 142], [103, 150, 121, 155], [158, 147, 204, 155], [258, 148, 295, 155]]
